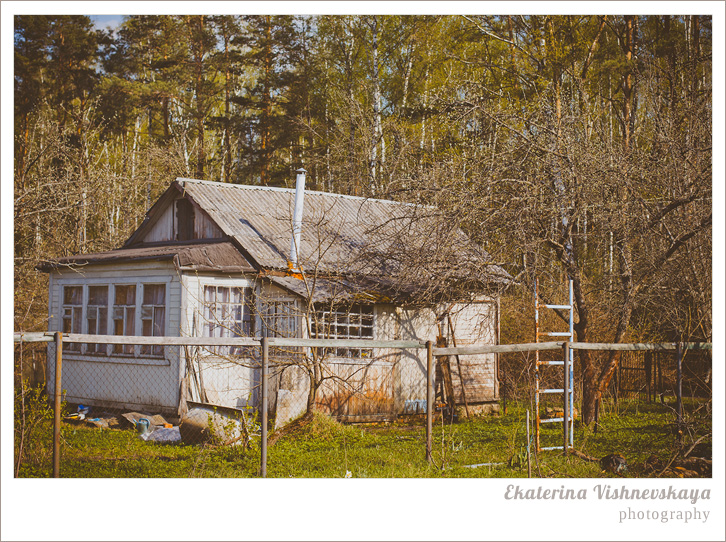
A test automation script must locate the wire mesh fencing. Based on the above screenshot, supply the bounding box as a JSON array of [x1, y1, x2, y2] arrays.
[[12, 333, 437, 478], [13, 333, 272, 477], [13, 333, 712, 478], [14, 340, 55, 477]]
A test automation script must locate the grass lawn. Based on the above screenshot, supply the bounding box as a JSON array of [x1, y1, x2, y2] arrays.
[[15, 397, 710, 478]]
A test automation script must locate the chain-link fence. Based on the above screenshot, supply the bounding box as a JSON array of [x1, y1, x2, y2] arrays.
[[439, 341, 711, 462], [13, 333, 439, 477], [499, 343, 712, 411], [13, 333, 711, 478]]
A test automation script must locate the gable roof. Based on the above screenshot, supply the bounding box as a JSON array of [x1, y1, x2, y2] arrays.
[[132, 179, 510, 291], [43, 178, 510, 303], [150, 178, 423, 272]]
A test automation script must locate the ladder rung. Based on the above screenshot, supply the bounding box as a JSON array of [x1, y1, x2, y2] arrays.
[[544, 304, 571, 310], [543, 332, 572, 337], [540, 446, 565, 451], [540, 360, 564, 366], [541, 388, 564, 394], [541, 417, 564, 423]]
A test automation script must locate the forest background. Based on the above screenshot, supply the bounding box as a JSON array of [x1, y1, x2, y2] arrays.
[[11, 13, 713, 422]]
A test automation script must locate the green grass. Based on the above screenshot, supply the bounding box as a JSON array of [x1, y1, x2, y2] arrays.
[[15, 398, 710, 478]]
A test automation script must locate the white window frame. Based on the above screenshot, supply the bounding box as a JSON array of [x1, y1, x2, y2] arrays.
[[61, 285, 84, 353], [313, 304, 375, 360], [86, 284, 110, 355], [260, 298, 299, 339], [112, 283, 138, 356], [54, 277, 171, 364], [198, 278, 256, 357], [140, 283, 167, 357]]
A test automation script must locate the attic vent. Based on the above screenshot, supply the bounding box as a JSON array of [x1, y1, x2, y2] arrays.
[[176, 199, 195, 241]]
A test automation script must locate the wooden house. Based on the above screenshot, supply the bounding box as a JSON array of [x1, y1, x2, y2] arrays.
[[40, 172, 510, 423]]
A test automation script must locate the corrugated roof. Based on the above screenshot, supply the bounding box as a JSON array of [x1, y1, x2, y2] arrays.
[[40, 179, 510, 302], [175, 179, 510, 289], [266, 275, 385, 305]]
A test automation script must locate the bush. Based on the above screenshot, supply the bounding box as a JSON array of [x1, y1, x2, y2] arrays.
[[14, 382, 55, 476]]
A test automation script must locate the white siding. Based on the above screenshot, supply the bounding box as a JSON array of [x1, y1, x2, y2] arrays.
[[47, 261, 183, 414], [395, 306, 437, 410], [445, 299, 498, 403], [374, 304, 405, 412]]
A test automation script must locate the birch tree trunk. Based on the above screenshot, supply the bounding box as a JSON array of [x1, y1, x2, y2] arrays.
[[369, 16, 384, 195]]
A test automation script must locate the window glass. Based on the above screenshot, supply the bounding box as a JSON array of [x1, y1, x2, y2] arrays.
[[113, 284, 136, 354], [313, 304, 374, 359], [203, 285, 254, 355], [141, 284, 165, 357], [64, 286, 82, 306], [262, 300, 298, 338], [86, 285, 108, 354], [62, 282, 168, 358], [62, 286, 83, 352], [261, 298, 300, 359]]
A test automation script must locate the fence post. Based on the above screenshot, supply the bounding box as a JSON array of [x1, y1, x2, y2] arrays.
[[563, 341, 570, 455], [676, 341, 683, 442], [614, 356, 619, 407], [53, 331, 63, 478], [526, 409, 531, 478], [426, 340, 433, 464], [645, 351, 652, 403], [261, 336, 268, 478], [501, 354, 507, 416]]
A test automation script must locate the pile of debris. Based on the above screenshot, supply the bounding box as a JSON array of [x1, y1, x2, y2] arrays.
[[62, 402, 258, 447], [63, 405, 181, 443]]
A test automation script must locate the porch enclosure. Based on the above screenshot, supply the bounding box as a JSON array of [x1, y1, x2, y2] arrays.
[[47, 262, 500, 419]]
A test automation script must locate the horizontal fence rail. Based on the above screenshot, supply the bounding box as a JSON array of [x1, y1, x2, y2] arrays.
[[14, 332, 56, 343], [14, 332, 711, 353], [569, 342, 712, 351], [13, 332, 712, 478], [435, 341, 711, 356], [433, 341, 562, 356], [12, 333, 426, 349]]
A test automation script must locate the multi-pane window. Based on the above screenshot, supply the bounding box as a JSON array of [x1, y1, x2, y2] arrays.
[[261, 299, 299, 358], [86, 285, 108, 354], [59, 281, 168, 358], [62, 286, 83, 352], [203, 285, 254, 355], [313, 304, 374, 359], [113, 284, 136, 354], [141, 284, 166, 356], [261, 300, 298, 338]]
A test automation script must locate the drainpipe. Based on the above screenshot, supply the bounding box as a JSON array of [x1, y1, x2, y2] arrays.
[[289, 168, 307, 272]]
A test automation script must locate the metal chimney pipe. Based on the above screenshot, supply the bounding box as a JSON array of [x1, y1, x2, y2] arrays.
[[290, 168, 307, 270]]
